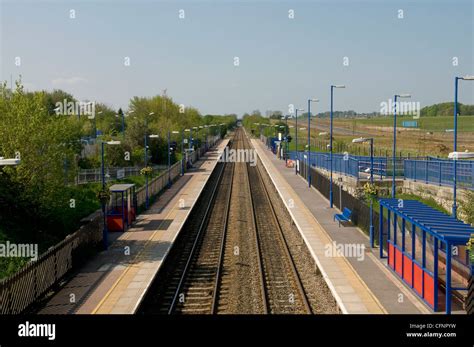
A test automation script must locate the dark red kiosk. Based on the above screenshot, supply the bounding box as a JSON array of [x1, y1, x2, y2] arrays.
[[107, 184, 137, 232]]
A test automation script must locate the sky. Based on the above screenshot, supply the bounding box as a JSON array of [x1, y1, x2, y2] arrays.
[[1, 0, 473, 116]]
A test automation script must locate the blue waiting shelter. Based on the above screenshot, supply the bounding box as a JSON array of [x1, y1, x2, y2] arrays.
[[378, 199, 473, 314]]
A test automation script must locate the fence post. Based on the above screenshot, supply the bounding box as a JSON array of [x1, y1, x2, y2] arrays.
[[34, 266, 38, 302], [425, 161, 428, 184], [439, 161, 442, 186], [414, 161, 417, 182], [472, 162, 474, 189], [7, 279, 14, 314], [54, 251, 58, 281]]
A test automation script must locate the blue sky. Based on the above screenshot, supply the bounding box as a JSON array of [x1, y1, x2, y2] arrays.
[[1, 0, 473, 115]]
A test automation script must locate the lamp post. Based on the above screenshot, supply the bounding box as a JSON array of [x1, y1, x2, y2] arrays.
[[279, 125, 286, 159], [168, 131, 175, 187], [220, 123, 226, 139], [329, 85, 345, 208], [204, 125, 209, 150], [184, 128, 191, 169], [199, 126, 204, 150], [94, 111, 102, 138], [180, 129, 185, 176], [288, 124, 294, 162], [271, 124, 278, 156], [101, 140, 121, 250], [193, 126, 198, 151], [353, 137, 375, 248], [145, 133, 159, 209], [169, 130, 181, 185], [254, 122, 260, 138], [115, 111, 125, 138], [189, 127, 193, 150], [391, 93, 410, 198], [295, 108, 304, 174], [209, 124, 217, 147], [451, 75, 474, 217], [307, 99, 319, 187], [144, 112, 154, 209]]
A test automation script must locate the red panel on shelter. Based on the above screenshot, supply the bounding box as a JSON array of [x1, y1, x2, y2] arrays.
[[388, 243, 394, 269], [403, 255, 413, 286], [395, 248, 403, 275], [413, 263, 423, 295], [107, 216, 124, 232], [423, 272, 435, 307]]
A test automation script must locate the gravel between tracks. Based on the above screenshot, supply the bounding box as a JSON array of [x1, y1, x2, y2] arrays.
[[255, 154, 339, 314], [217, 160, 265, 313]]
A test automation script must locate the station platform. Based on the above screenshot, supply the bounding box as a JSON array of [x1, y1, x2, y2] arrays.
[[38, 139, 229, 314], [251, 138, 431, 314]]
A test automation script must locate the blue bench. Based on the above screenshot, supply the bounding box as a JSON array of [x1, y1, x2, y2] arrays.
[[334, 208, 352, 227]]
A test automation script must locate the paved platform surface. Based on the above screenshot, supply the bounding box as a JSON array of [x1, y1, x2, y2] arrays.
[[252, 138, 430, 314], [39, 140, 229, 314]]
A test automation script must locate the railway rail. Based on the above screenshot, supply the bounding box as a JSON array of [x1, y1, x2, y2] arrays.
[[140, 128, 313, 314]]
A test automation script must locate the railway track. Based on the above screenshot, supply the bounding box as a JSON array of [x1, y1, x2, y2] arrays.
[[215, 129, 267, 314], [168, 161, 234, 314], [138, 159, 227, 314], [244, 136, 312, 314], [140, 128, 313, 314]]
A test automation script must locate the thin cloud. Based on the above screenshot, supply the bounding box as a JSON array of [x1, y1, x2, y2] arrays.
[[22, 82, 36, 90], [51, 77, 87, 86]]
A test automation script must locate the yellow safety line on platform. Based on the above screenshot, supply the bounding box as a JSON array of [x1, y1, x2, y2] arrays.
[[91, 199, 180, 314], [299, 195, 387, 314], [251, 138, 386, 314], [295, 175, 388, 313], [91, 141, 228, 314]]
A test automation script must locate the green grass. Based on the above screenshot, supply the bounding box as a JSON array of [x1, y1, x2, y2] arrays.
[[345, 115, 474, 132]]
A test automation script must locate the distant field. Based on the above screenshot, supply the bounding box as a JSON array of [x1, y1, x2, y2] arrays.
[[272, 115, 474, 157], [344, 115, 474, 132]]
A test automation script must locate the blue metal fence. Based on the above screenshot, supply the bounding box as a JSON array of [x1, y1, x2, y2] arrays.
[[404, 159, 474, 190], [290, 151, 363, 179], [289, 151, 399, 180], [287, 149, 473, 188]]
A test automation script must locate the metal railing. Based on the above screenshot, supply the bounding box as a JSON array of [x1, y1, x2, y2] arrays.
[[285, 148, 432, 180], [404, 159, 474, 190], [77, 165, 168, 185], [0, 139, 220, 314], [290, 151, 380, 179]]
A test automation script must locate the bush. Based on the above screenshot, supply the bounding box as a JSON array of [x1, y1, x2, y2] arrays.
[[460, 190, 474, 226], [78, 156, 101, 169]]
